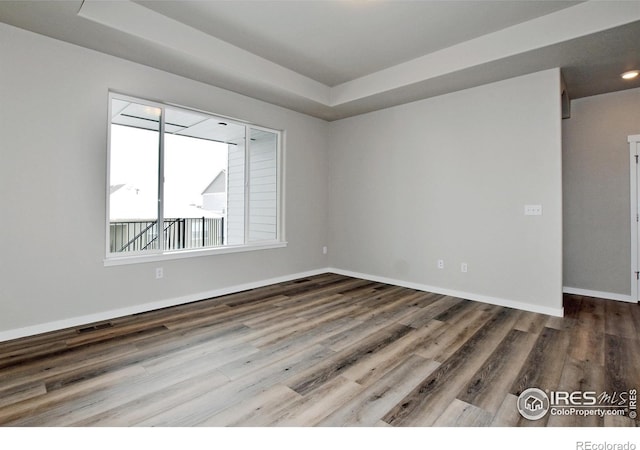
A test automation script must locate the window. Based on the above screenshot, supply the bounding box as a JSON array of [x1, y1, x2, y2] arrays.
[[106, 93, 284, 264]]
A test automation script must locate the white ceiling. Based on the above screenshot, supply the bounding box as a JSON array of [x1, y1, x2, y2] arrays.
[[135, 0, 582, 87], [1, 1, 639, 120]]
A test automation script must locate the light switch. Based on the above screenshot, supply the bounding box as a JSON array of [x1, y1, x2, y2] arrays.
[[524, 204, 543, 216]]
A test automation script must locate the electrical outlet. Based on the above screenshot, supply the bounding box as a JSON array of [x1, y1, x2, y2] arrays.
[[437, 259, 444, 269], [322, 246, 328, 255], [155, 267, 163, 279], [461, 263, 468, 273]]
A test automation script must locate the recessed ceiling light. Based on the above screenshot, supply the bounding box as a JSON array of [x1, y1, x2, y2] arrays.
[[621, 70, 639, 80]]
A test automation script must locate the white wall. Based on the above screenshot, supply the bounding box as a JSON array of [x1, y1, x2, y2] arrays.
[[226, 141, 246, 245], [248, 130, 278, 242], [0, 23, 329, 338], [563, 87, 640, 297], [328, 69, 563, 315]]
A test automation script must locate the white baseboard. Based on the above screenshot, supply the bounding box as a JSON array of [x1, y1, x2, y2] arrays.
[[0, 266, 571, 343], [0, 268, 328, 343], [563, 286, 636, 303], [328, 267, 565, 317]]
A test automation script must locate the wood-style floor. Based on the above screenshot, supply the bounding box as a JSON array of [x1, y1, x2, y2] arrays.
[[0, 273, 638, 427]]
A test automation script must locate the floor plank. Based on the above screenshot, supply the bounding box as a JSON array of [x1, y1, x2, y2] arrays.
[[457, 329, 537, 414], [569, 297, 605, 365], [510, 327, 571, 396], [196, 384, 302, 426], [266, 375, 364, 426], [318, 354, 440, 427], [432, 399, 493, 426], [340, 319, 447, 386], [71, 369, 231, 426], [381, 308, 519, 426], [490, 394, 520, 426], [604, 300, 638, 339], [286, 322, 414, 396]]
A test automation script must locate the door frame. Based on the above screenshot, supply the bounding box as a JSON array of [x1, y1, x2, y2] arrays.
[[629, 134, 640, 302]]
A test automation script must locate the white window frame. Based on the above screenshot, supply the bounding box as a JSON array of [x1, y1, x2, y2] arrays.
[[105, 92, 286, 266]]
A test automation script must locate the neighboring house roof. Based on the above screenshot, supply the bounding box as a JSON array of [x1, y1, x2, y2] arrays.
[[201, 170, 226, 195], [109, 184, 157, 221], [110, 183, 126, 194], [110, 183, 221, 221]]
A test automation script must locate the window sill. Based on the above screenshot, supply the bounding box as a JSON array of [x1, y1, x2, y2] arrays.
[[104, 241, 288, 267]]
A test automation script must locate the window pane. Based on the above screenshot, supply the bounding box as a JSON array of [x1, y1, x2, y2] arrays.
[[248, 129, 278, 242], [109, 99, 160, 252], [163, 111, 231, 250]]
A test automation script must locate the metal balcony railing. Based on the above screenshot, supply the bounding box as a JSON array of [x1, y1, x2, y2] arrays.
[[109, 217, 224, 253]]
